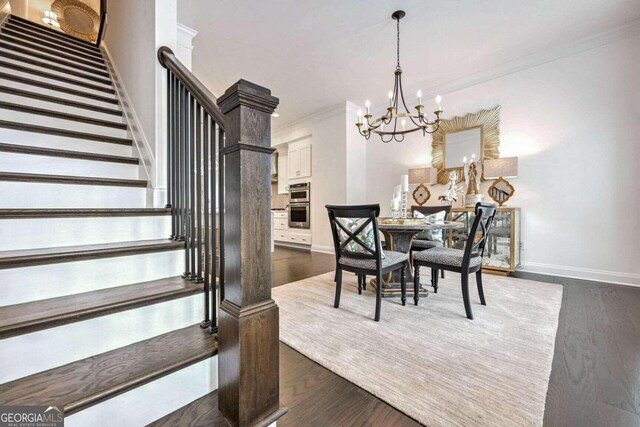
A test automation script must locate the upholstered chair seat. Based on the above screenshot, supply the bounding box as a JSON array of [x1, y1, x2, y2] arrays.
[[340, 251, 408, 270], [413, 247, 482, 268], [411, 239, 443, 250]]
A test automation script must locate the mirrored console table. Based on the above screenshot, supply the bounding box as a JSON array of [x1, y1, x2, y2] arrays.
[[447, 207, 521, 274]]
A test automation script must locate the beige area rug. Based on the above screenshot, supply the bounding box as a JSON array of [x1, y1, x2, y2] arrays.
[[272, 272, 563, 426]]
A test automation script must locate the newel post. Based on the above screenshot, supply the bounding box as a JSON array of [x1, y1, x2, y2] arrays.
[[216, 80, 284, 426]]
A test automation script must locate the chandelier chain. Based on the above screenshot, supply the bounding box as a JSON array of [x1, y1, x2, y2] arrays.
[[396, 18, 400, 68]]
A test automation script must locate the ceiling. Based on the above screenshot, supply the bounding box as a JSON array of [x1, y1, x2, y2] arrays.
[[186, 1, 637, 127]]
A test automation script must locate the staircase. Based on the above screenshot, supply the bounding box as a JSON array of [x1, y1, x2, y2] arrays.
[[0, 14, 218, 425]]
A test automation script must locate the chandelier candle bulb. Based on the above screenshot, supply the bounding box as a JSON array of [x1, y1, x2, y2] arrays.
[[435, 95, 442, 111], [417, 90, 422, 105], [365, 100, 371, 115]]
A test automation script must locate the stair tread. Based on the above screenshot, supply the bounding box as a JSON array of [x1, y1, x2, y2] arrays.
[[0, 276, 201, 338], [1, 27, 104, 62], [0, 172, 147, 187], [0, 324, 217, 415], [0, 100, 127, 129], [0, 85, 122, 116], [0, 59, 115, 93], [0, 46, 112, 84], [0, 33, 106, 69], [3, 22, 102, 59], [9, 15, 100, 50], [0, 120, 132, 145], [147, 391, 224, 427], [0, 143, 138, 164], [0, 40, 108, 76], [0, 208, 171, 218], [0, 239, 183, 269], [0, 71, 119, 104]]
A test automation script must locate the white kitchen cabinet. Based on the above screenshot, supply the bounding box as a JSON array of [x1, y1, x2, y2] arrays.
[[277, 152, 288, 194], [288, 140, 311, 179]]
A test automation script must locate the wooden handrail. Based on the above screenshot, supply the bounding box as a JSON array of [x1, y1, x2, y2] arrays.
[[95, 0, 107, 47], [158, 47, 227, 130]]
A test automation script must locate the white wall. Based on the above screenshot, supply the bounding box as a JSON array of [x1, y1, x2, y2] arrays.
[[365, 34, 640, 286], [273, 104, 350, 253], [103, 0, 177, 206]]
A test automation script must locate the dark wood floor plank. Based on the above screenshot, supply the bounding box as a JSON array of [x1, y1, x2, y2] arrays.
[[146, 391, 230, 427], [0, 324, 217, 415], [0, 276, 201, 339], [0, 239, 183, 269]]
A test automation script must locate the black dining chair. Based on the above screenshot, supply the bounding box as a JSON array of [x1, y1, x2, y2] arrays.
[[327, 204, 408, 321], [412, 202, 497, 320], [409, 205, 452, 285]]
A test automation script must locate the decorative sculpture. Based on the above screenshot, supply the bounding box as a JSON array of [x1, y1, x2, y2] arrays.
[[438, 171, 463, 205]]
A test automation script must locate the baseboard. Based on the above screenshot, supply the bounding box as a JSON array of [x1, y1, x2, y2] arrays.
[[310, 244, 334, 254], [101, 44, 154, 187], [275, 242, 311, 251], [520, 262, 640, 287]]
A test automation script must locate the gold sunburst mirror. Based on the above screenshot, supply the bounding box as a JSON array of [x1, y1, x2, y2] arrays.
[[431, 106, 501, 184], [51, 0, 100, 43]]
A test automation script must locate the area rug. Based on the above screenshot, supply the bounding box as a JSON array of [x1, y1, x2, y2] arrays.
[[272, 272, 563, 426]]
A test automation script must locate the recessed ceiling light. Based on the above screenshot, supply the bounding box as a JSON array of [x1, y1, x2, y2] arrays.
[[271, 113, 280, 118]]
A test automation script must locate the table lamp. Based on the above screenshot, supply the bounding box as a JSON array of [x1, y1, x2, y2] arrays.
[[483, 157, 518, 206], [409, 167, 437, 206]]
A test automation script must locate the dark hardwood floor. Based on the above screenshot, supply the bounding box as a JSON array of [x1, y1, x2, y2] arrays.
[[273, 246, 640, 427]]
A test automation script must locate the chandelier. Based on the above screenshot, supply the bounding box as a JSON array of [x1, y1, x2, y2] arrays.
[[42, 10, 61, 28], [356, 10, 443, 143]]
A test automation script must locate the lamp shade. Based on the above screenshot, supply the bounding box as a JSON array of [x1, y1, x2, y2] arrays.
[[409, 167, 437, 184], [483, 157, 518, 179]]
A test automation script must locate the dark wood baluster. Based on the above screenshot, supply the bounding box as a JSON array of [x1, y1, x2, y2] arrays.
[[171, 74, 179, 240], [166, 70, 173, 239], [209, 118, 218, 335], [195, 103, 203, 283], [189, 95, 196, 278], [217, 126, 225, 302], [176, 83, 184, 241], [202, 113, 211, 329]]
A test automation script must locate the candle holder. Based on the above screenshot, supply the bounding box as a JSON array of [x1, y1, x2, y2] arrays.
[[401, 190, 408, 219]]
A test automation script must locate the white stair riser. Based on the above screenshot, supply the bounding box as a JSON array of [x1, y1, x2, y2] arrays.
[[0, 294, 204, 383], [0, 109, 129, 139], [0, 65, 115, 100], [0, 216, 170, 251], [0, 181, 147, 208], [0, 152, 138, 180], [0, 39, 106, 71], [0, 92, 124, 123], [67, 357, 218, 427], [0, 250, 183, 306], [0, 128, 133, 157], [0, 48, 112, 89], [0, 77, 118, 109]]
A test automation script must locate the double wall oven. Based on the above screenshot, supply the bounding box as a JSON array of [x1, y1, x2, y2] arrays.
[[288, 183, 310, 229]]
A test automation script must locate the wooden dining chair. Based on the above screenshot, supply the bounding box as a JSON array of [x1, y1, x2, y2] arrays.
[[412, 202, 497, 320], [327, 204, 408, 321], [410, 205, 452, 284]]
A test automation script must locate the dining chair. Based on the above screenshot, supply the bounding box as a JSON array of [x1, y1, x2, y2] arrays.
[[327, 204, 408, 321], [412, 202, 497, 320], [410, 205, 452, 283]]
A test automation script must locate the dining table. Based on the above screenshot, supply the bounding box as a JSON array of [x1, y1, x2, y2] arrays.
[[371, 217, 464, 298]]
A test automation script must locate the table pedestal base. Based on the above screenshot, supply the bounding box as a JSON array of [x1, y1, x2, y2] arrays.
[[369, 278, 430, 299]]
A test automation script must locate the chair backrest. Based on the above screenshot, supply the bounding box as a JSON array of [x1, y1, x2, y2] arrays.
[[411, 205, 452, 218], [462, 202, 498, 269], [326, 204, 382, 267]]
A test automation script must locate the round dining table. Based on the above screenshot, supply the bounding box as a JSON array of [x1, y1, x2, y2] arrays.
[[371, 217, 464, 298]]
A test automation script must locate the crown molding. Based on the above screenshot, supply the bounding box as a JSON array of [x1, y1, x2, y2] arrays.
[[273, 102, 347, 135]]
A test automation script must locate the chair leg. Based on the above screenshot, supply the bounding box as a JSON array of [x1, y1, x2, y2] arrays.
[[461, 273, 473, 320], [357, 274, 362, 295], [441, 270, 445, 279], [400, 265, 407, 306], [476, 270, 486, 305], [362, 275, 367, 290], [375, 270, 382, 321], [334, 269, 343, 308], [433, 268, 439, 293], [413, 264, 420, 305]]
